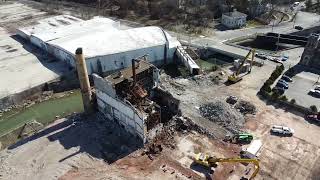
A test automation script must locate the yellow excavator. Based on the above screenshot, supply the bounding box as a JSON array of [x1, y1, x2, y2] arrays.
[[193, 153, 260, 180], [228, 49, 256, 83]]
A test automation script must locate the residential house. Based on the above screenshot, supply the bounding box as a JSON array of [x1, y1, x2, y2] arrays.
[[221, 9, 247, 29]]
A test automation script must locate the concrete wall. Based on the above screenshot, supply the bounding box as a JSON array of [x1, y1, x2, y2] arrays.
[[51, 44, 174, 75], [16, 29, 29, 41], [86, 45, 168, 75], [30, 35, 46, 50], [48, 44, 75, 68], [93, 75, 146, 143]]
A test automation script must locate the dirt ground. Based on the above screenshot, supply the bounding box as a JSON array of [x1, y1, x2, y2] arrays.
[[1, 59, 319, 180], [1, 1, 320, 180]]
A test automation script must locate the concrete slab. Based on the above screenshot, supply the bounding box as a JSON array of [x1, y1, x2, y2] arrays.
[[0, 29, 69, 99], [0, 2, 71, 102]]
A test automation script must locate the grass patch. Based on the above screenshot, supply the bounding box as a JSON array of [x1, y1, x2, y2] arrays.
[[246, 20, 264, 28], [163, 63, 190, 78], [0, 91, 83, 137]]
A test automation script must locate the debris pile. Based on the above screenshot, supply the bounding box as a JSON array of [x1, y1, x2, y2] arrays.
[[174, 116, 218, 138], [226, 95, 238, 105], [142, 122, 176, 160], [142, 114, 221, 160], [199, 101, 245, 134], [235, 100, 257, 115], [19, 120, 44, 138]]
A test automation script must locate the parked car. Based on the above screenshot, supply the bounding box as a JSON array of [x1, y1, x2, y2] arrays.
[[270, 125, 294, 136], [276, 82, 289, 89], [269, 56, 281, 63], [281, 75, 293, 82], [293, 2, 300, 6], [306, 113, 320, 123], [294, 26, 303, 31], [281, 55, 289, 61], [256, 53, 267, 60], [309, 89, 320, 97], [273, 87, 285, 95], [278, 79, 289, 86], [314, 85, 320, 91]]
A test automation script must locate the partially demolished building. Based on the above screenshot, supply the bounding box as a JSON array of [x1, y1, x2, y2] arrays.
[[93, 58, 180, 143]]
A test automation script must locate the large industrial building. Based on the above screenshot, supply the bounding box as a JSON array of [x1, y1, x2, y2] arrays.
[[17, 15, 181, 75]]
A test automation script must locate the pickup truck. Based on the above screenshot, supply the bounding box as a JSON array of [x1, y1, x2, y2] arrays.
[[270, 125, 294, 136]]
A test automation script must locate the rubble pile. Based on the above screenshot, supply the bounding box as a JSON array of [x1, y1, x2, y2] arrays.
[[235, 100, 257, 115], [143, 122, 176, 160], [19, 120, 44, 138], [143, 114, 222, 160], [174, 116, 218, 138], [199, 101, 245, 134]]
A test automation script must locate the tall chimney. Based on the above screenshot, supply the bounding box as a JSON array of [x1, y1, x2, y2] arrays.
[[75, 48, 92, 113], [132, 58, 136, 85]]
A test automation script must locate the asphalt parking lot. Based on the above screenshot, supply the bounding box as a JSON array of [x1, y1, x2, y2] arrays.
[[284, 71, 320, 109]]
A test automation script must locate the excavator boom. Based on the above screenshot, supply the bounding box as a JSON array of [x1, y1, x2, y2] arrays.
[[228, 49, 255, 83], [194, 153, 260, 180]]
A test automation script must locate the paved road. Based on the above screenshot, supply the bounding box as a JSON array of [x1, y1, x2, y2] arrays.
[[173, 11, 320, 59]]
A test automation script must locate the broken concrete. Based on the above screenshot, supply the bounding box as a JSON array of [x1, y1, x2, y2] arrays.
[[199, 100, 245, 134], [19, 120, 44, 138], [93, 58, 179, 143]]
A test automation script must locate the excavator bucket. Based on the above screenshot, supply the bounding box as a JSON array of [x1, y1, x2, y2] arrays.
[[193, 153, 260, 180], [228, 74, 243, 83]]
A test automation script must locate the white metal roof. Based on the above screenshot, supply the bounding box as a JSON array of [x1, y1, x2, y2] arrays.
[[18, 15, 180, 59], [32, 17, 119, 42], [49, 26, 180, 58], [245, 139, 262, 156], [18, 15, 83, 37]]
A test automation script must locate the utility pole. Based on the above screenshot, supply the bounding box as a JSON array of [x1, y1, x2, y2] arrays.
[[97, 0, 101, 16], [293, 11, 298, 28], [276, 33, 280, 52], [272, 19, 275, 32]]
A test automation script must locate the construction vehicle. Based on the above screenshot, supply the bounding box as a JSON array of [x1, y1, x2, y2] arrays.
[[194, 153, 260, 180], [225, 133, 253, 144], [228, 49, 255, 83]]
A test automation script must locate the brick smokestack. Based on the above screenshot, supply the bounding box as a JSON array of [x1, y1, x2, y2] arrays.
[[75, 48, 92, 113]]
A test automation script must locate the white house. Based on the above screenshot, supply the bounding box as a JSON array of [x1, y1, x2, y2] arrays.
[[221, 10, 247, 29]]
